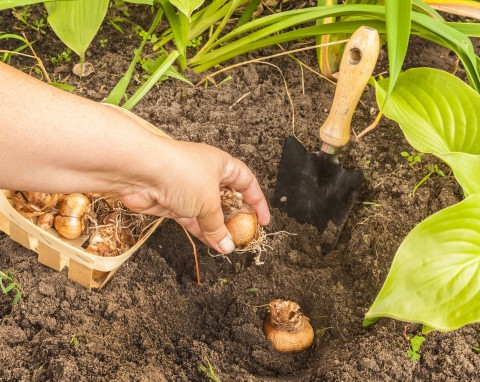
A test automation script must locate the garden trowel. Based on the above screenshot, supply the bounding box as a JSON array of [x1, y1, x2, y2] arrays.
[[273, 26, 380, 242]]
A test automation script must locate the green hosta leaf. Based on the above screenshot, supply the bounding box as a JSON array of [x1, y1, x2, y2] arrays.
[[437, 152, 480, 197], [364, 195, 480, 331], [0, 0, 47, 10], [376, 67, 480, 195], [125, 0, 154, 4], [45, 0, 109, 60], [170, 0, 204, 19], [422, 325, 435, 334]]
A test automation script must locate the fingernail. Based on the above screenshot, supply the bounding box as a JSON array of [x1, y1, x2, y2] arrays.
[[219, 235, 235, 254]]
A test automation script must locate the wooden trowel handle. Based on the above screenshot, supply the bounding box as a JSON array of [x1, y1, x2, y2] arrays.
[[319, 26, 380, 154]]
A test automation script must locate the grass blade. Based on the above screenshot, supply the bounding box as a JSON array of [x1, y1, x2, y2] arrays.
[[170, 0, 204, 20], [412, 11, 480, 91], [188, 3, 480, 93], [105, 8, 164, 105], [236, 0, 260, 26], [413, 0, 444, 19], [158, 0, 188, 69], [196, 0, 246, 56], [3, 283, 14, 294], [316, 0, 346, 78], [0, 33, 29, 63], [122, 50, 179, 110], [383, 0, 412, 106], [189, 5, 380, 69], [448, 21, 480, 37], [12, 291, 21, 304], [50, 82, 75, 92]]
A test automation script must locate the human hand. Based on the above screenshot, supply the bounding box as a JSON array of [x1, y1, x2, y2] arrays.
[[0, 60, 268, 255], [117, 139, 270, 254]]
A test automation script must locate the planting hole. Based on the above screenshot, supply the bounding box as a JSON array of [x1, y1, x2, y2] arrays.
[[348, 48, 362, 65]]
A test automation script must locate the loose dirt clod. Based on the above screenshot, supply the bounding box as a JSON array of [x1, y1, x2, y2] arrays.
[[0, 8, 474, 380], [72, 62, 94, 77]]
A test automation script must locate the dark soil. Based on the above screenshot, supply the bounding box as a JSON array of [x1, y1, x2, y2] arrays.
[[1, 5, 480, 382]]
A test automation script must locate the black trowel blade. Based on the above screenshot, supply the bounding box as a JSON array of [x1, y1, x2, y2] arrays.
[[273, 136, 363, 236]]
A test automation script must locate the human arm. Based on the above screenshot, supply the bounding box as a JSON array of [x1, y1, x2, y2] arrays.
[[0, 61, 270, 254]]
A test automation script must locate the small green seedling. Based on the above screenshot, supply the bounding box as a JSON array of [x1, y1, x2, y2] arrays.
[[246, 287, 259, 295], [99, 38, 108, 48], [401, 151, 424, 166], [51, 49, 72, 65], [0, 270, 22, 305], [218, 75, 233, 86], [70, 333, 88, 349], [107, 16, 129, 34], [198, 359, 221, 382], [12, 6, 47, 36], [407, 335, 425, 361], [12, 6, 31, 26], [472, 336, 480, 353], [187, 36, 203, 50], [30, 17, 47, 35], [413, 164, 445, 194], [0, 32, 30, 64], [70, 334, 79, 348], [315, 327, 332, 337], [218, 278, 229, 285], [134, 25, 158, 44], [362, 201, 381, 207]]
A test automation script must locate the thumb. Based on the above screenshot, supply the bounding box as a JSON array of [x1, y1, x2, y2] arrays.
[[197, 207, 235, 254]]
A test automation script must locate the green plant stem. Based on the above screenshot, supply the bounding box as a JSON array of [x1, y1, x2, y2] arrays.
[[413, 168, 436, 194], [158, 0, 188, 70], [187, 4, 479, 92], [122, 50, 179, 110], [195, 0, 246, 57], [105, 7, 164, 105]]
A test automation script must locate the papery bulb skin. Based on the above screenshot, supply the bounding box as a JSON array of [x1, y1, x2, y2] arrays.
[[54, 216, 85, 239], [221, 188, 259, 248], [37, 212, 55, 231], [22, 192, 59, 211], [58, 193, 90, 217], [225, 206, 258, 247], [54, 193, 90, 239], [263, 299, 314, 353]]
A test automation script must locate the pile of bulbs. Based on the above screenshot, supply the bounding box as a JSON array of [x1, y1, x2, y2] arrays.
[[7, 191, 155, 257]]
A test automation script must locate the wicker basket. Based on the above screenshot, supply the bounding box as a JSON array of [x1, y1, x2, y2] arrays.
[[0, 104, 169, 289]]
